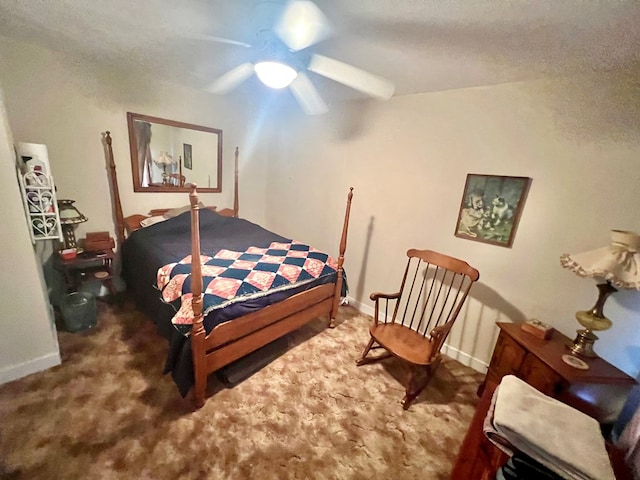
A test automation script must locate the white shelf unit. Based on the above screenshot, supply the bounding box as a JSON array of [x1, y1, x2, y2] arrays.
[[18, 169, 63, 244]]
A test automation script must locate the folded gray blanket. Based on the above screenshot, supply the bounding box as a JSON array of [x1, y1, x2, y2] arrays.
[[484, 375, 614, 480], [483, 384, 515, 457]]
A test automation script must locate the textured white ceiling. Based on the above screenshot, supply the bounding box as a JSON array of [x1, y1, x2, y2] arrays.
[[1, 0, 639, 104]]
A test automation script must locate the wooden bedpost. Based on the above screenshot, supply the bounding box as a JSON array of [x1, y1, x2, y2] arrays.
[[330, 187, 354, 328], [105, 131, 125, 248], [216, 146, 240, 218], [233, 146, 239, 217], [189, 184, 206, 408]]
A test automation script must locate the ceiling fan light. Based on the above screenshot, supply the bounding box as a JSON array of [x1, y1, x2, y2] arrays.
[[275, 0, 331, 51], [254, 61, 297, 89]]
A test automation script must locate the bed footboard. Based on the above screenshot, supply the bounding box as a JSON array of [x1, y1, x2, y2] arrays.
[[188, 185, 354, 408]]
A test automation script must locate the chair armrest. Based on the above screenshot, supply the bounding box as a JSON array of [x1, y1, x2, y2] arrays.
[[430, 324, 449, 341], [429, 324, 453, 358], [370, 291, 401, 325], [369, 291, 401, 301]]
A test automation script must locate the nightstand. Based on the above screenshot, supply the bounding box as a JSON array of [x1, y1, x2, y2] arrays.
[[451, 322, 636, 480], [55, 249, 116, 300]]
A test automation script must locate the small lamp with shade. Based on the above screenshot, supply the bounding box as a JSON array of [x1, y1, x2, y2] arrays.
[[57, 199, 88, 254], [560, 230, 640, 357]]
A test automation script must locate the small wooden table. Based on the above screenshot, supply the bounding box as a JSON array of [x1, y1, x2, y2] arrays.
[[451, 322, 636, 480], [56, 249, 117, 300]]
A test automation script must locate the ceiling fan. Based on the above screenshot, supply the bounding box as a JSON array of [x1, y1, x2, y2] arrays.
[[200, 0, 395, 115]]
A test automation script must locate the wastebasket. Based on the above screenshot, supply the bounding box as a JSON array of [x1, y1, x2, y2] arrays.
[[60, 292, 97, 332]]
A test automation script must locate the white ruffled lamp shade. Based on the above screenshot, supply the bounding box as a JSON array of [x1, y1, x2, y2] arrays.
[[561, 230, 640, 289], [560, 230, 640, 357], [154, 151, 175, 166]]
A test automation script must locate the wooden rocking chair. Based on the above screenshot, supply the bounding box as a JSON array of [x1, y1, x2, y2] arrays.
[[356, 249, 479, 409]]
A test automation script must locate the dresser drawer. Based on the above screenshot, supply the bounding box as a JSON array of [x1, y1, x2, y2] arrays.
[[519, 353, 565, 396], [486, 332, 526, 385]]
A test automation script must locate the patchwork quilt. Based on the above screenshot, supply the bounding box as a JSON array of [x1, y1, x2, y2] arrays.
[[157, 241, 338, 335]]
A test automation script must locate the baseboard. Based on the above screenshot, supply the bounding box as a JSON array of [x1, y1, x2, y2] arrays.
[[348, 297, 374, 317], [0, 351, 61, 386], [346, 296, 488, 374], [441, 344, 488, 373]]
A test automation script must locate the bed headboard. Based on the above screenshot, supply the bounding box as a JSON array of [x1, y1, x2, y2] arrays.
[[104, 131, 240, 246]]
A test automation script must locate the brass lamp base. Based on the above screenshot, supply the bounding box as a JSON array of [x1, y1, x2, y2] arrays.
[[570, 329, 598, 358], [61, 224, 84, 254], [569, 281, 617, 359]]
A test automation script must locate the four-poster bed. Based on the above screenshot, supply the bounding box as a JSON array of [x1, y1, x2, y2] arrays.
[[104, 132, 354, 407]]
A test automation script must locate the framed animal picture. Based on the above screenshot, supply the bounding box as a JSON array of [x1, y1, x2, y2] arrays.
[[454, 174, 532, 247]]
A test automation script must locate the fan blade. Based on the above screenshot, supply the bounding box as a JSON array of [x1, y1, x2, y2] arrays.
[[186, 33, 252, 48], [289, 73, 328, 115], [275, 0, 331, 51], [205, 63, 254, 94], [308, 54, 395, 100]]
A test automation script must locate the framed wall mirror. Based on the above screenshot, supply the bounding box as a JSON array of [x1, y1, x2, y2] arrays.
[[127, 112, 222, 193]]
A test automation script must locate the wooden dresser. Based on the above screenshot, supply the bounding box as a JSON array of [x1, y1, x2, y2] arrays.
[[451, 322, 636, 480]]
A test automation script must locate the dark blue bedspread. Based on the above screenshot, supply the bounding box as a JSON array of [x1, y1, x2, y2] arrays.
[[121, 209, 341, 396]]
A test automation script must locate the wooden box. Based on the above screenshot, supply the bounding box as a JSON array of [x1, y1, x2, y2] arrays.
[[84, 231, 115, 252], [521, 320, 554, 340]]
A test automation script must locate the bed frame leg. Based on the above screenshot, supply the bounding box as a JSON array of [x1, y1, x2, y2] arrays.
[[193, 381, 205, 409]]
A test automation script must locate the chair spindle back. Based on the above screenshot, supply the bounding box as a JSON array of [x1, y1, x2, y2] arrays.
[[379, 249, 479, 342]]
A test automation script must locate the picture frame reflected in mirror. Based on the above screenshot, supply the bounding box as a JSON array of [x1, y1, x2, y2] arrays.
[[183, 143, 192, 170]]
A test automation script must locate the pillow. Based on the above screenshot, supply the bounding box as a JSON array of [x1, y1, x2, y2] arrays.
[[163, 202, 204, 219], [140, 215, 167, 228]]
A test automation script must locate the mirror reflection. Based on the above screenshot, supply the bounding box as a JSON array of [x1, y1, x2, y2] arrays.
[[127, 112, 222, 193]]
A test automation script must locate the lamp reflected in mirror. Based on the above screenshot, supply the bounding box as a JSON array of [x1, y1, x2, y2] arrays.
[[153, 151, 176, 185], [560, 230, 640, 357]]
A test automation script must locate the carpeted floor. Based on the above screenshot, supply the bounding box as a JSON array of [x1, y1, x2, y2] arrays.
[[0, 299, 482, 480]]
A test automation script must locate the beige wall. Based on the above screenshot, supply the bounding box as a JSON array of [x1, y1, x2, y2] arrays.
[[268, 71, 640, 375], [0, 37, 272, 242], [0, 87, 60, 383]]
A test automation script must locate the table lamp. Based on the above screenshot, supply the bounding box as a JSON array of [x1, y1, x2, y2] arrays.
[[560, 230, 640, 357], [154, 151, 176, 184], [58, 199, 88, 252]]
